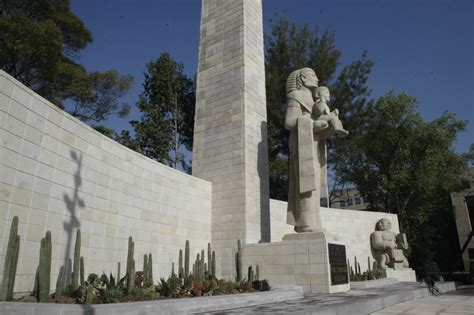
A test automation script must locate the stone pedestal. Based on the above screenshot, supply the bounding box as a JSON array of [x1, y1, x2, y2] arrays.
[[242, 232, 350, 293], [383, 268, 417, 282]]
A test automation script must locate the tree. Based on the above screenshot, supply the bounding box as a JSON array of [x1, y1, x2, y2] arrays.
[[335, 92, 468, 274], [127, 53, 195, 169], [0, 0, 132, 124], [66, 70, 133, 123], [265, 16, 373, 200]]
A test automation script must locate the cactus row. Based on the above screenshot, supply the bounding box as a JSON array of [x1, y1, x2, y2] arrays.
[[183, 241, 217, 282], [180, 240, 216, 282], [2, 230, 226, 301], [348, 256, 382, 280], [0, 217, 20, 301]]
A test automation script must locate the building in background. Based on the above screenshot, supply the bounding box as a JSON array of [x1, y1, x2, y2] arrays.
[[329, 187, 369, 210], [451, 168, 474, 272]]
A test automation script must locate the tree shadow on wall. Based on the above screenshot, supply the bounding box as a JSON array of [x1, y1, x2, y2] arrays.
[[63, 150, 85, 283], [259, 121, 271, 242]]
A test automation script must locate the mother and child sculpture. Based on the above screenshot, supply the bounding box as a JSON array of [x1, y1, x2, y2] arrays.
[[284, 67, 348, 233]]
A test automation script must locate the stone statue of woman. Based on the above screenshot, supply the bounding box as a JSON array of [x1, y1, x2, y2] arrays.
[[284, 67, 347, 233]]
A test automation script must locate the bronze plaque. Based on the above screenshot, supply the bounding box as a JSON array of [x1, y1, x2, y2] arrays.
[[328, 243, 348, 285]]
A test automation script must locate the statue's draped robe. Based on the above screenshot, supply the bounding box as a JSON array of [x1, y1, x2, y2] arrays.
[[285, 90, 328, 229]]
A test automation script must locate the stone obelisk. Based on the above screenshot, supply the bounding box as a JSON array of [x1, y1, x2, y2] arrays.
[[192, 0, 270, 278]]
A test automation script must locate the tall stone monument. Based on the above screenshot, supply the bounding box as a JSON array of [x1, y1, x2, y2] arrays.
[[192, 0, 270, 278]]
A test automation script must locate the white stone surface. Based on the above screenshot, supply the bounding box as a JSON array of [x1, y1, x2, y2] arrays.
[[192, 0, 269, 279], [242, 231, 350, 294], [269, 199, 401, 274], [0, 70, 213, 293], [384, 268, 417, 282], [350, 277, 399, 289]]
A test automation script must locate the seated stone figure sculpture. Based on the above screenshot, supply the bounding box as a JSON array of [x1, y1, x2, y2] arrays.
[[313, 86, 349, 137], [370, 218, 409, 270]]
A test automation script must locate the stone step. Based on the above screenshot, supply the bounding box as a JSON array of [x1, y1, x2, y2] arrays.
[[0, 285, 303, 315], [350, 277, 399, 289]]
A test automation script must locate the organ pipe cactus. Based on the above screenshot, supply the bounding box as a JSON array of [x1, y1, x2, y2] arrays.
[[71, 229, 81, 290], [143, 253, 154, 286], [80, 256, 85, 286], [201, 254, 205, 281], [247, 266, 254, 283], [55, 265, 66, 298], [147, 253, 153, 286], [117, 262, 121, 281], [143, 254, 148, 279], [33, 267, 40, 298], [207, 243, 211, 274], [178, 249, 183, 278], [235, 240, 242, 282], [38, 231, 52, 302], [195, 254, 200, 281], [0, 216, 20, 301], [211, 251, 216, 277], [126, 237, 135, 294], [184, 240, 190, 278]]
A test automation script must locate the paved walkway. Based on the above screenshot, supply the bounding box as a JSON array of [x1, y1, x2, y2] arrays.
[[201, 282, 461, 314], [372, 286, 474, 315]]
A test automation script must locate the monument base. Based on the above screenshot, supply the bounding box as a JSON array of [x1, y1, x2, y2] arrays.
[[242, 231, 350, 293], [383, 268, 417, 282]]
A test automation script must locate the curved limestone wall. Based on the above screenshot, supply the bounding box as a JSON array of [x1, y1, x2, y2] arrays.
[[0, 71, 212, 293]]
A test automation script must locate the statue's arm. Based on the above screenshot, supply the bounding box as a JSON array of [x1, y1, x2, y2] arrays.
[[284, 99, 302, 130], [371, 232, 396, 250]]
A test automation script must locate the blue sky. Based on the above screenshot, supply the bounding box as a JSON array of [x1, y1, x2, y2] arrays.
[[71, 0, 473, 153]]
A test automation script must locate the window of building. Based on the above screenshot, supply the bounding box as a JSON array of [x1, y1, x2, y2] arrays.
[[340, 200, 346, 207], [355, 197, 361, 205], [347, 198, 353, 206]]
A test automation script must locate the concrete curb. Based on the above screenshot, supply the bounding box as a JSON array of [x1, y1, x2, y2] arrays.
[[350, 278, 399, 289], [0, 285, 303, 315]]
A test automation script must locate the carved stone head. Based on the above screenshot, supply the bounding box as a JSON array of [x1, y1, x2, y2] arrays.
[[286, 68, 318, 94], [318, 86, 330, 102], [375, 218, 392, 231]]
